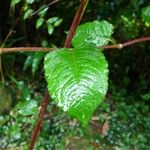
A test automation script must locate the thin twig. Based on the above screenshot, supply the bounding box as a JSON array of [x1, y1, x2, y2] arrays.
[[30, 0, 59, 17], [2, 9, 23, 47], [0, 47, 55, 54], [1, 36, 150, 53], [122, 36, 150, 47], [99, 36, 150, 49], [0, 8, 23, 83], [64, 0, 89, 48]]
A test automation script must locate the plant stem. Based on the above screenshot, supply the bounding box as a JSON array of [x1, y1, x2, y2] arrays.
[[30, 0, 59, 17], [0, 47, 55, 53], [0, 8, 23, 83], [99, 36, 150, 49], [29, 92, 49, 150], [1, 36, 150, 53], [64, 0, 89, 48]]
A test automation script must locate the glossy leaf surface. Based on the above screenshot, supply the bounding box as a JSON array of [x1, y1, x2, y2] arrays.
[[44, 46, 108, 125], [72, 20, 114, 48]]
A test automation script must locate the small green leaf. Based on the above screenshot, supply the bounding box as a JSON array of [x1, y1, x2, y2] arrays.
[[72, 20, 114, 47], [44, 45, 108, 125], [23, 55, 33, 71], [32, 52, 45, 75], [36, 18, 44, 29], [17, 81, 30, 100], [54, 19, 63, 27], [141, 93, 150, 101], [41, 40, 48, 47], [141, 6, 150, 24], [23, 9, 33, 20], [38, 7, 49, 17], [15, 100, 38, 115], [47, 17, 58, 24], [47, 24, 54, 35]]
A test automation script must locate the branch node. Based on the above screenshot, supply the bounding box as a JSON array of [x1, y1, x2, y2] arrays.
[[118, 44, 123, 49]]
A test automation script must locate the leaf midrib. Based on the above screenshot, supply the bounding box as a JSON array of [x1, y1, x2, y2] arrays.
[[71, 50, 80, 83]]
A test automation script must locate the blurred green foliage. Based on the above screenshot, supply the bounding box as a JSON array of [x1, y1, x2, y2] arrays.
[[141, 5, 150, 26], [0, 0, 150, 149]]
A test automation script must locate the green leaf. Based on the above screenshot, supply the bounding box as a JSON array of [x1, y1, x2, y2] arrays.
[[38, 7, 49, 17], [32, 52, 45, 75], [17, 81, 30, 100], [141, 6, 150, 24], [23, 55, 33, 71], [23, 9, 33, 20], [54, 19, 63, 27], [47, 24, 54, 35], [15, 100, 38, 115], [44, 45, 108, 125], [141, 93, 150, 101], [41, 40, 48, 47], [72, 20, 114, 47], [36, 18, 44, 29], [47, 17, 58, 24]]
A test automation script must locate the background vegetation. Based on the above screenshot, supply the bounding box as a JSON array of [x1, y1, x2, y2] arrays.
[[0, 0, 150, 149]]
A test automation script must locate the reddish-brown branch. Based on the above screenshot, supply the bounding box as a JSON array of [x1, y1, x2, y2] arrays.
[[64, 0, 89, 48], [99, 36, 150, 49], [122, 36, 150, 47], [1, 36, 150, 53], [99, 44, 120, 49], [0, 47, 55, 54], [29, 92, 49, 150]]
